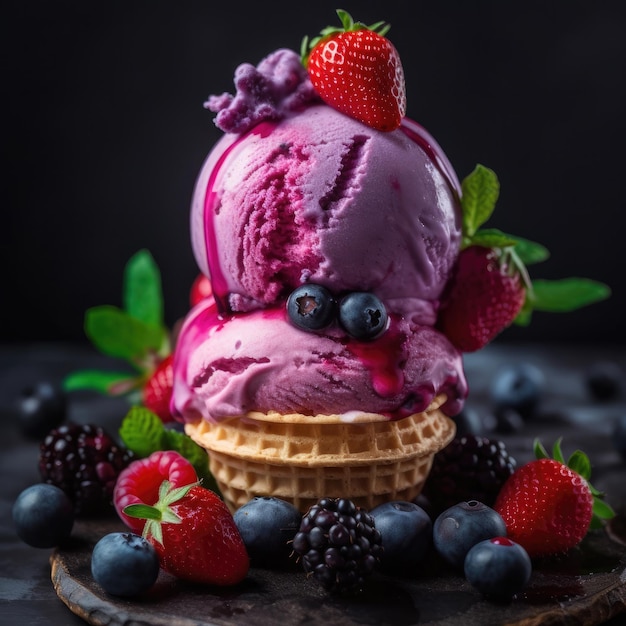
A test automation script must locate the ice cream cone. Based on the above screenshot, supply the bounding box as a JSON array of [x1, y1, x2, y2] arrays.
[[185, 395, 455, 512]]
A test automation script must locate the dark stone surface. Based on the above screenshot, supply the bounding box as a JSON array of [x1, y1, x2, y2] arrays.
[[2, 342, 626, 625]]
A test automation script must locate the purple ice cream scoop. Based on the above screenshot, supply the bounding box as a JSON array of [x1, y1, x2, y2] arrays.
[[173, 48, 468, 422]]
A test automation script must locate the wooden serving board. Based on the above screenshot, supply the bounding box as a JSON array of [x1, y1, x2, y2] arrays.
[[51, 516, 626, 626]]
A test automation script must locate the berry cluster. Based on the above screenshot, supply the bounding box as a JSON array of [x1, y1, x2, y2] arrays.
[[292, 498, 383, 593], [39, 423, 133, 515]]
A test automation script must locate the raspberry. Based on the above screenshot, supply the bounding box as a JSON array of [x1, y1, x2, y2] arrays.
[[292, 498, 382, 594], [113, 450, 198, 534], [423, 435, 516, 515], [39, 423, 133, 516]]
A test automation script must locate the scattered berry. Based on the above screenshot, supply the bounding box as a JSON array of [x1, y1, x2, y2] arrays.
[[143, 355, 175, 423], [338, 292, 388, 340], [16, 381, 67, 439], [286, 284, 336, 331], [114, 450, 199, 534], [39, 423, 133, 516], [190, 273, 213, 307], [423, 435, 516, 514], [370, 501, 431, 572], [438, 245, 526, 352], [233, 497, 302, 568], [586, 361, 622, 401], [91, 532, 160, 597], [292, 497, 382, 594], [464, 537, 532, 600], [494, 439, 614, 557], [125, 481, 249, 586], [489, 363, 545, 419], [303, 10, 406, 132], [433, 500, 507, 569], [12, 483, 74, 548]]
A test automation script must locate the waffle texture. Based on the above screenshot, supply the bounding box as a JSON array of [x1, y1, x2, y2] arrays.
[[185, 395, 455, 512]]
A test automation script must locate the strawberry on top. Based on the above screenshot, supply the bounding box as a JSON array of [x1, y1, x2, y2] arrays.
[[302, 9, 406, 132]]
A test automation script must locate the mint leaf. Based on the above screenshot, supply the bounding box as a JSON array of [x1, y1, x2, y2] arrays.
[[468, 228, 518, 249], [506, 236, 550, 265], [461, 164, 500, 238], [63, 370, 137, 395], [85, 305, 166, 362], [162, 429, 219, 491], [531, 278, 611, 313], [119, 406, 166, 458], [124, 249, 164, 328]]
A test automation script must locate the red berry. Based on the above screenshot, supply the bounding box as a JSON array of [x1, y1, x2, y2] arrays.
[[143, 355, 174, 422], [494, 457, 593, 557], [437, 245, 526, 352], [190, 273, 213, 307], [305, 12, 406, 132], [113, 450, 198, 533], [125, 481, 249, 586]]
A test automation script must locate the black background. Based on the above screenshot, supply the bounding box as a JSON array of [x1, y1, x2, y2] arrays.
[[3, 0, 625, 346]]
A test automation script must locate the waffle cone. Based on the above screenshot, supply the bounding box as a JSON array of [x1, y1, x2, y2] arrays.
[[185, 395, 455, 512]]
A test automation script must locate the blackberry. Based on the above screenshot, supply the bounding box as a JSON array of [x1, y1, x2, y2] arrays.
[[39, 423, 133, 516], [292, 497, 382, 593], [423, 436, 516, 515]]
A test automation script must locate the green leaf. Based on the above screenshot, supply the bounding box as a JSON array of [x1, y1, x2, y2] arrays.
[[63, 370, 137, 395], [531, 278, 611, 313], [461, 164, 500, 238], [85, 305, 166, 362], [162, 429, 218, 491], [592, 497, 616, 521], [124, 503, 162, 521], [507, 236, 550, 265], [119, 406, 166, 458], [466, 228, 518, 249], [124, 249, 164, 327], [568, 450, 591, 481], [534, 439, 550, 459]]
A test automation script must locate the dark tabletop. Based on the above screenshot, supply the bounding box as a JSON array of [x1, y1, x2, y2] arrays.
[[2, 342, 626, 625]]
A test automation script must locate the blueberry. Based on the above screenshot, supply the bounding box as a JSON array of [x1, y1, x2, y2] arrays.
[[338, 292, 388, 340], [370, 501, 432, 572], [464, 537, 532, 600], [91, 532, 160, 597], [12, 483, 74, 548], [489, 363, 545, 419], [586, 361, 622, 401], [233, 497, 302, 567], [286, 284, 336, 331], [16, 381, 67, 439], [433, 500, 507, 569]]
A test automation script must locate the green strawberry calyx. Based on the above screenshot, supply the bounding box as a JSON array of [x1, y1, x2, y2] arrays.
[[301, 9, 391, 66], [534, 438, 615, 529], [124, 480, 198, 546], [63, 249, 171, 401], [460, 164, 611, 326]]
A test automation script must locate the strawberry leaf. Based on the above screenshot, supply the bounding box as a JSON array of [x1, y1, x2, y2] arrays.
[[531, 278, 611, 313], [568, 450, 592, 481], [119, 406, 166, 458], [124, 249, 164, 328], [85, 305, 166, 362], [63, 370, 137, 395], [468, 228, 518, 249], [461, 164, 500, 239], [124, 503, 163, 521], [592, 498, 616, 522], [534, 439, 550, 459], [508, 237, 550, 266]]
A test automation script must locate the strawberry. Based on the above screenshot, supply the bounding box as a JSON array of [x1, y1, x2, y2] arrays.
[[494, 439, 614, 558], [438, 245, 526, 352], [125, 480, 249, 586], [114, 450, 198, 534], [437, 164, 610, 352], [143, 354, 174, 422], [302, 10, 406, 132], [190, 273, 213, 307]]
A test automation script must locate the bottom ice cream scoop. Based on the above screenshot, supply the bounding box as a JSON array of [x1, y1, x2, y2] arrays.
[[172, 297, 467, 423]]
